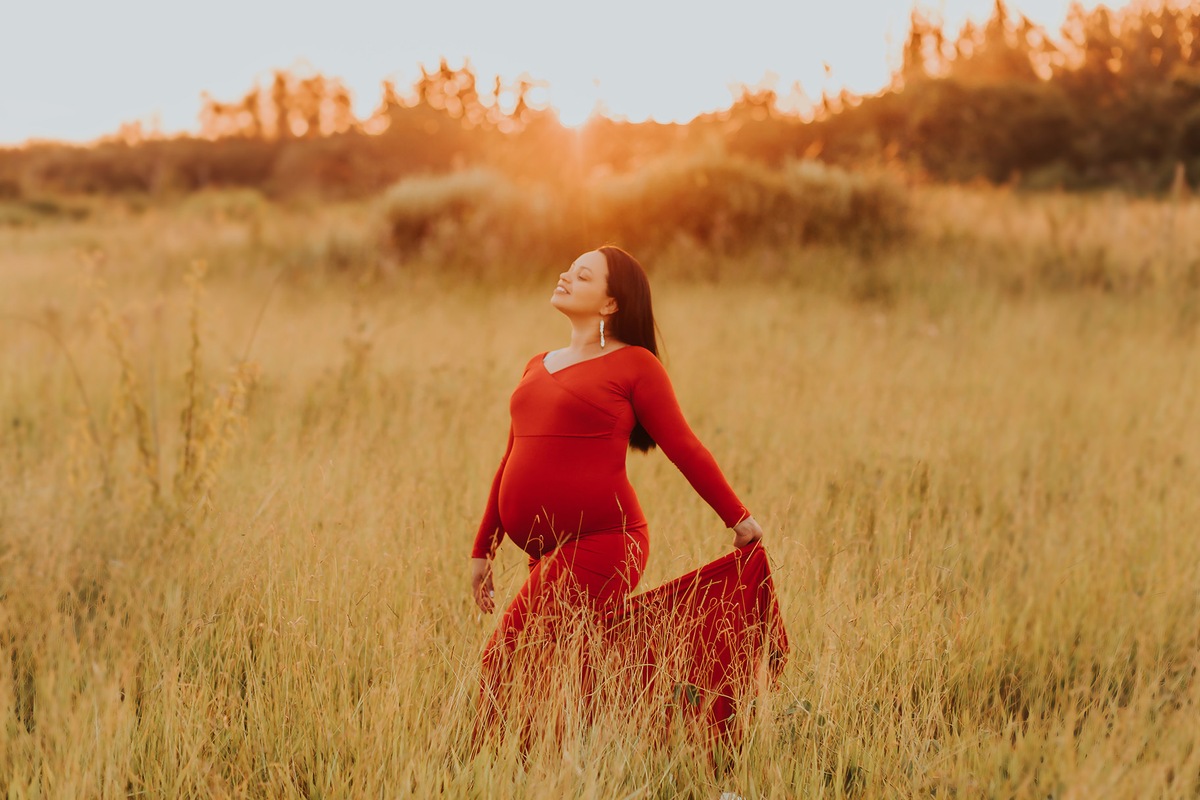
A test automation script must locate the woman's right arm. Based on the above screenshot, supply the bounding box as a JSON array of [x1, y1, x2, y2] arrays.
[[470, 423, 514, 561], [469, 354, 538, 612]]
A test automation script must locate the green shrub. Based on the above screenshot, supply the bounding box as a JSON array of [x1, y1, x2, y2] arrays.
[[177, 188, 267, 223], [0, 197, 92, 227], [0, 202, 39, 227]]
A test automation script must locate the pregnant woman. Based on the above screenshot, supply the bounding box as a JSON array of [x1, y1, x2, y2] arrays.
[[470, 246, 787, 743]]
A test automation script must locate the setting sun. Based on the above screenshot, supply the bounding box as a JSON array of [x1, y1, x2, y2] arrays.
[[548, 79, 603, 128]]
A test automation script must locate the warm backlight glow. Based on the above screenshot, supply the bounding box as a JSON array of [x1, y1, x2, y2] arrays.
[[549, 80, 603, 128], [0, 0, 1109, 145]]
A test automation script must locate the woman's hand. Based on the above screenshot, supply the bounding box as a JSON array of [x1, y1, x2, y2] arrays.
[[470, 557, 496, 613], [732, 516, 764, 548]]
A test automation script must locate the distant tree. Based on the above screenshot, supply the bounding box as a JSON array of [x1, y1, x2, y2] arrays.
[[943, 0, 1041, 84], [200, 67, 357, 140], [897, 10, 948, 87], [363, 79, 406, 135], [270, 71, 291, 139]]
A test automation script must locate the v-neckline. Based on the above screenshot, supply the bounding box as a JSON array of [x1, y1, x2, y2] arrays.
[[542, 345, 632, 376]]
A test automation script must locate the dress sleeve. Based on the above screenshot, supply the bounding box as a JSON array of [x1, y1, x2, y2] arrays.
[[471, 423, 514, 559], [629, 352, 750, 528]]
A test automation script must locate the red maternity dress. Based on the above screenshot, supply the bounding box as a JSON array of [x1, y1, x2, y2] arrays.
[[472, 345, 788, 739]]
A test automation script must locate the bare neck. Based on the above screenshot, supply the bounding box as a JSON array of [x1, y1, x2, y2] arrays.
[[564, 316, 604, 353]]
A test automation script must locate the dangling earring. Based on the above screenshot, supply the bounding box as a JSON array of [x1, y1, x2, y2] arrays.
[[599, 319, 606, 349]]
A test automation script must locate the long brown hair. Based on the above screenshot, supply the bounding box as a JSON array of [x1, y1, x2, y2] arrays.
[[599, 245, 660, 452]]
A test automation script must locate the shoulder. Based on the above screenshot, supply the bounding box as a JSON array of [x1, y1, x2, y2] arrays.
[[520, 352, 548, 375], [619, 344, 660, 366], [617, 345, 669, 383]]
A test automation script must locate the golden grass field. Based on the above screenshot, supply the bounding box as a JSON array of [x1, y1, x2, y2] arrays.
[[1, 186, 1198, 798]]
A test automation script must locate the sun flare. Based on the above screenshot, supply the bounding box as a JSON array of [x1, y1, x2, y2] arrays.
[[549, 78, 604, 128], [553, 99, 595, 129]]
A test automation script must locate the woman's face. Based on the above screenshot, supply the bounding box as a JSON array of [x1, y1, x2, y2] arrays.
[[551, 250, 617, 318]]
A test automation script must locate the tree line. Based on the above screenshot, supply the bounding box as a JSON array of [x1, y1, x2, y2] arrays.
[[811, 0, 1200, 189], [2, 0, 1198, 199]]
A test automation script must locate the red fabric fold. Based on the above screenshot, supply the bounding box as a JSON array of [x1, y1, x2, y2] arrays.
[[606, 542, 789, 737], [477, 540, 788, 743]]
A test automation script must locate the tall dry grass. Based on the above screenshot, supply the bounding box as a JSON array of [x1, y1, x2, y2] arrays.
[[0, 186, 1198, 797]]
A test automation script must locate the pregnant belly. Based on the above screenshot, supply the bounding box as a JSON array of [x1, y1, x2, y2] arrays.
[[498, 438, 644, 557]]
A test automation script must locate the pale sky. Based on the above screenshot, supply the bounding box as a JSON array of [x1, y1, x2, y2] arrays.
[[0, 0, 1106, 146]]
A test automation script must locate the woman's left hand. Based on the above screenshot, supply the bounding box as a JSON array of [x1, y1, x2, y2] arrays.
[[732, 516, 764, 548]]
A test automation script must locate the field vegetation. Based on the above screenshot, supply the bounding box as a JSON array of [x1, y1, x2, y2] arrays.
[[1, 170, 1198, 797]]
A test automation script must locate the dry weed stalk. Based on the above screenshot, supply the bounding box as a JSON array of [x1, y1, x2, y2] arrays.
[[175, 260, 206, 502], [79, 257, 258, 516], [172, 260, 260, 515], [339, 293, 375, 388], [183, 358, 259, 515], [93, 271, 161, 503]]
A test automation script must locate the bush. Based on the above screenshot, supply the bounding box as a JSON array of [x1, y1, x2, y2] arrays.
[[587, 151, 911, 255], [778, 160, 912, 249], [177, 188, 268, 223], [590, 150, 786, 252], [376, 155, 913, 276], [378, 168, 579, 275], [0, 196, 92, 227]]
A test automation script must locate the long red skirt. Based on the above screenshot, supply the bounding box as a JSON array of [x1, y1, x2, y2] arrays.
[[478, 533, 788, 743]]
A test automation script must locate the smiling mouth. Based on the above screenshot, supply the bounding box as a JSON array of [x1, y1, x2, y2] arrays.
[[554, 285, 569, 294]]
